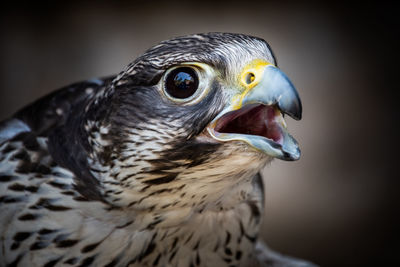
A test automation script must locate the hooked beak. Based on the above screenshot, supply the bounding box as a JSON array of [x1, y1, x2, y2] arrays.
[[207, 62, 302, 161]]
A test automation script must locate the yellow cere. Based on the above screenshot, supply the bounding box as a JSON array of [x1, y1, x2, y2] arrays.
[[232, 59, 273, 110]]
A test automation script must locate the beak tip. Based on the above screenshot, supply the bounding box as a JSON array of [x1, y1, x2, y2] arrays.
[[296, 102, 303, 120], [279, 100, 302, 120], [294, 107, 302, 120], [282, 145, 301, 161]]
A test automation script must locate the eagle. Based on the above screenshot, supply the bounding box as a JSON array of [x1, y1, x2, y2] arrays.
[[0, 33, 314, 266]]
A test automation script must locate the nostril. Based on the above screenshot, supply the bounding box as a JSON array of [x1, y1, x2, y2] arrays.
[[245, 73, 255, 85]]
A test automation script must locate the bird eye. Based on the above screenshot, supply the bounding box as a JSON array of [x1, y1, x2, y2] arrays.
[[164, 67, 199, 99]]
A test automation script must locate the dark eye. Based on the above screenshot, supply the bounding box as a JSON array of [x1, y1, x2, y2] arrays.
[[165, 67, 199, 99]]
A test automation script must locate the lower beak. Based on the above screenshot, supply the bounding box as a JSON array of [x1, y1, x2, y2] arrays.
[[207, 65, 302, 161]]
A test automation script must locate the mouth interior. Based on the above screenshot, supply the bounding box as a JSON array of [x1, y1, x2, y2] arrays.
[[213, 104, 283, 144]]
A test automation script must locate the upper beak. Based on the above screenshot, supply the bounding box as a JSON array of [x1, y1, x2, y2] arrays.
[[207, 63, 302, 161], [242, 65, 302, 120]]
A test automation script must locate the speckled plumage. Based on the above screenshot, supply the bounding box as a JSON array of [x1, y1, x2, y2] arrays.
[[0, 33, 314, 267]]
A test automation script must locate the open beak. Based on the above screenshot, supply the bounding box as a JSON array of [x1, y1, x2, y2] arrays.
[[207, 62, 302, 161]]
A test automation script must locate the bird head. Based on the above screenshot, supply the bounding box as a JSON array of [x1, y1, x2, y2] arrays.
[[84, 33, 302, 216]]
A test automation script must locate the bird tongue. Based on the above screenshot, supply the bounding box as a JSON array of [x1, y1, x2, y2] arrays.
[[214, 104, 283, 143]]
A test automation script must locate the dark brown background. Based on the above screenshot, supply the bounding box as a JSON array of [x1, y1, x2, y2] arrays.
[[1, 1, 398, 266]]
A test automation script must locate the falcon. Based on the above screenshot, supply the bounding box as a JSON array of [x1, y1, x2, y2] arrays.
[[0, 33, 314, 266]]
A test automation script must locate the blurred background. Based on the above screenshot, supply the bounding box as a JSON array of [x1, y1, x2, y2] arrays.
[[1, 1, 398, 266]]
